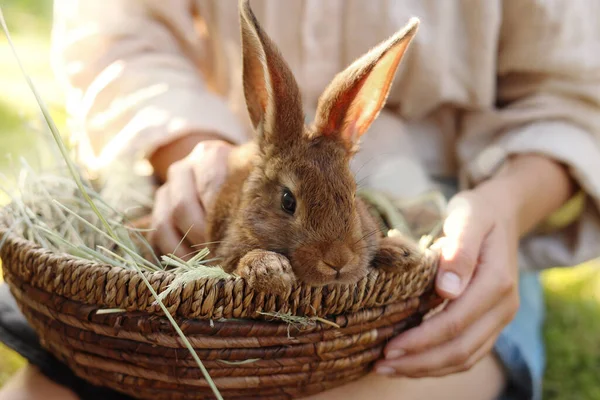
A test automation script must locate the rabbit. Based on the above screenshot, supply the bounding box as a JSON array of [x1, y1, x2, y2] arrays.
[[205, 0, 426, 296]]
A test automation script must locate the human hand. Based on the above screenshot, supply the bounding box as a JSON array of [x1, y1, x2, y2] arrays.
[[148, 140, 233, 259], [374, 187, 520, 378]]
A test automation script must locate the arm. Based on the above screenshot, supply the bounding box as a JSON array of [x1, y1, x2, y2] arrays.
[[378, 1, 600, 377], [148, 130, 231, 184], [475, 153, 576, 239], [50, 0, 246, 180], [458, 1, 600, 269]]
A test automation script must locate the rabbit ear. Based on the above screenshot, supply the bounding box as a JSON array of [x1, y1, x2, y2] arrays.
[[239, 0, 304, 148], [313, 18, 419, 153]]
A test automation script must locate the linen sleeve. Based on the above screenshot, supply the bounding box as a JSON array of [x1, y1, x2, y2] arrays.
[[50, 0, 247, 172], [458, 1, 600, 270]]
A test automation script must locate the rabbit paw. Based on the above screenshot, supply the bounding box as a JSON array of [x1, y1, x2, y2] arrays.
[[373, 236, 423, 273], [236, 250, 296, 296]]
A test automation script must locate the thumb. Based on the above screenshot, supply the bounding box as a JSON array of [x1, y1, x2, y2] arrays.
[[435, 193, 491, 299]]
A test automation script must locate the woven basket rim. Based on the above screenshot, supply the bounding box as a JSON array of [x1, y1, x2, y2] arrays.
[[0, 215, 442, 399], [0, 222, 239, 285], [0, 217, 439, 320]]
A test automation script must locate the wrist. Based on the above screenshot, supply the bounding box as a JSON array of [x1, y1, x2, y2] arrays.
[[472, 153, 576, 237], [149, 131, 233, 183]]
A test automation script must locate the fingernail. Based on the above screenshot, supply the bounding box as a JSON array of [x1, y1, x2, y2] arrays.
[[376, 366, 395, 376], [439, 271, 461, 296], [429, 237, 447, 251], [386, 349, 405, 359]]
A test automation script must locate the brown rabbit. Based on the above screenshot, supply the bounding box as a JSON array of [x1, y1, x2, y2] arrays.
[[205, 0, 424, 295]]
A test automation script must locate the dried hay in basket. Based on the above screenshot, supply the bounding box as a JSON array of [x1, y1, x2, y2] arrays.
[[0, 8, 446, 400]]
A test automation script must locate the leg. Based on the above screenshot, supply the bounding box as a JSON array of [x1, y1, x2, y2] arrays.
[[302, 352, 506, 400], [0, 364, 79, 400], [373, 235, 425, 273], [236, 249, 296, 295]]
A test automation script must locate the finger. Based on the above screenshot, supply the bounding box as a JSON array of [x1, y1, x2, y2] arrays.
[[149, 185, 170, 242], [436, 192, 493, 299], [189, 141, 231, 208], [127, 214, 152, 230], [149, 186, 194, 259], [167, 164, 208, 246], [377, 293, 515, 377], [154, 223, 195, 259], [384, 231, 513, 355], [126, 214, 153, 241], [410, 334, 499, 378], [392, 334, 500, 379]]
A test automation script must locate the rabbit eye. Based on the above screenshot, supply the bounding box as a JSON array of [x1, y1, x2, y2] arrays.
[[281, 188, 296, 215]]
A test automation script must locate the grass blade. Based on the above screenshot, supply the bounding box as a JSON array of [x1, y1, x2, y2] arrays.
[[0, 9, 222, 399]]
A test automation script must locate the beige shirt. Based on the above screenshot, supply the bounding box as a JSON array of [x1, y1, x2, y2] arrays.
[[50, 0, 600, 270]]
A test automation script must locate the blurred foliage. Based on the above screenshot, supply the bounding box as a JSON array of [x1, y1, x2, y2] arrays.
[[1, 0, 53, 37], [542, 264, 600, 400]]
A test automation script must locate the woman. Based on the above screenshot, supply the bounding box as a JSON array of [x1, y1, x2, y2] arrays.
[[2, 1, 600, 399]]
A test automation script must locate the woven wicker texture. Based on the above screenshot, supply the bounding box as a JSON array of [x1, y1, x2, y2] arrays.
[[0, 223, 441, 399]]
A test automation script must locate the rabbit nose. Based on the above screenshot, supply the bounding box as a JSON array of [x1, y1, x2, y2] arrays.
[[322, 242, 352, 271]]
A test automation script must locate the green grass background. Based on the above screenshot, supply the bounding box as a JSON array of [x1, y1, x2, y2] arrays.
[[0, 2, 599, 399]]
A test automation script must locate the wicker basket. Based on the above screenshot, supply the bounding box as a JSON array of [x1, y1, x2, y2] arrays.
[[0, 222, 442, 400]]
